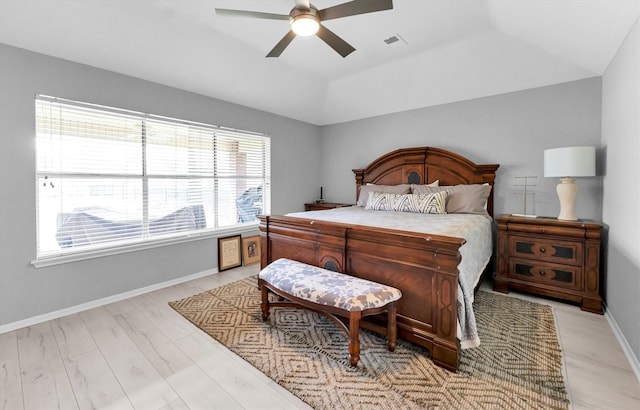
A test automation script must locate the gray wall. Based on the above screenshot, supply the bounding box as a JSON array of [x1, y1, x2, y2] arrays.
[[602, 19, 640, 366], [0, 43, 321, 326], [319, 78, 603, 222]]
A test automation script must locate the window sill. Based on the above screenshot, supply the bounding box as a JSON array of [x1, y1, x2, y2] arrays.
[[31, 223, 259, 268]]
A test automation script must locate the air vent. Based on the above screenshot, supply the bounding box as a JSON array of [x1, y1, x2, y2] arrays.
[[384, 34, 407, 49]]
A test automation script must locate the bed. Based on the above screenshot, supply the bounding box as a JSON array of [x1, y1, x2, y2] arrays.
[[258, 147, 499, 371]]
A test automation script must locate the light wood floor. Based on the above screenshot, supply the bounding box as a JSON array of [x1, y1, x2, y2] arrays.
[[1, 264, 638, 410]]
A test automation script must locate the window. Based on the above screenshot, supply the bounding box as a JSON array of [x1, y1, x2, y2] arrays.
[[35, 96, 270, 260]]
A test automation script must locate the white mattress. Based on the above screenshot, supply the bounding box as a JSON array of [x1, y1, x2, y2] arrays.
[[286, 206, 493, 348]]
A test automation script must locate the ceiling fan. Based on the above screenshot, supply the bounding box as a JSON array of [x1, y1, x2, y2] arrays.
[[215, 0, 393, 58]]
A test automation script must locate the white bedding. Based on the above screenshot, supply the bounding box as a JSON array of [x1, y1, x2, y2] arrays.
[[286, 206, 493, 348]]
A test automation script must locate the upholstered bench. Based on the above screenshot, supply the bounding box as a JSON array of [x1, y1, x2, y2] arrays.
[[258, 258, 402, 367]]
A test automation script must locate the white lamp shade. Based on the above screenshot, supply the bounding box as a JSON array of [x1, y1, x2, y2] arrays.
[[544, 146, 596, 178]]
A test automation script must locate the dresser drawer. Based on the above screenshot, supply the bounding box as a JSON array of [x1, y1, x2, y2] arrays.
[[508, 258, 582, 290], [509, 235, 583, 266]]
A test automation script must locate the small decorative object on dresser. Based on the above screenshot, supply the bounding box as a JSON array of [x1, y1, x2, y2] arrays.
[[304, 202, 353, 211], [494, 214, 603, 314]]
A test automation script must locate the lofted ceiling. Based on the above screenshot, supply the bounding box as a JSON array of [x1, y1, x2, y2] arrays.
[[0, 0, 638, 125]]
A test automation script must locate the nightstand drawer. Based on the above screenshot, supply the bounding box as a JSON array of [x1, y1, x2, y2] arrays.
[[509, 235, 583, 266], [508, 258, 582, 290], [505, 222, 587, 239]]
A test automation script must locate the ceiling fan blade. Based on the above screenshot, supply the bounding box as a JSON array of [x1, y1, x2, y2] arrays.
[[319, 0, 393, 21], [267, 30, 297, 58], [215, 8, 289, 20], [316, 25, 355, 58], [294, 0, 311, 10]]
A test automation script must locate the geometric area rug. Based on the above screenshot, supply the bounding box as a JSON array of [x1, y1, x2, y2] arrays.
[[169, 277, 569, 409]]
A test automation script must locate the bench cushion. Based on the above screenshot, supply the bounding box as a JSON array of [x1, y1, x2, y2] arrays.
[[259, 258, 402, 312]]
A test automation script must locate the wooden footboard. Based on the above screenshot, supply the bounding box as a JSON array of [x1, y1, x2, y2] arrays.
[[259, 214, 465, 372]]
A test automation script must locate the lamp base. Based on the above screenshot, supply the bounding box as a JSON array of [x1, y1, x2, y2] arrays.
[[556, 177, 578, 221]]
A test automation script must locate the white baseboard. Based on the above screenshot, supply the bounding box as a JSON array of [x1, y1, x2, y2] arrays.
[[604, 304, 640, 383], [0, 268, 218, 335]]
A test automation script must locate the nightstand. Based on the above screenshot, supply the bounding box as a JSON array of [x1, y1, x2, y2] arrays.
[[494, 214, 603, 314], [304, 202, 353, 211]]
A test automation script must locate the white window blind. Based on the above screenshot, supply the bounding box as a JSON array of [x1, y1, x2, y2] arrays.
[[35, 96, 270, 259]]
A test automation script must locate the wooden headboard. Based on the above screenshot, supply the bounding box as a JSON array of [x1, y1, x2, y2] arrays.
[[352, 147, 500, 216]]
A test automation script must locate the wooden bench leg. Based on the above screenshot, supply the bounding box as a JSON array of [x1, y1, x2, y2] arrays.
[[260, 281, 270, 321], [348, 311, 362, 367], [387, 302, 397, 352]]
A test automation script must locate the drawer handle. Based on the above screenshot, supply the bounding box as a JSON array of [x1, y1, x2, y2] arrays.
[[540, 247, 546, 253], [539, 270, 546, 276], [540, 229, 546, 233]]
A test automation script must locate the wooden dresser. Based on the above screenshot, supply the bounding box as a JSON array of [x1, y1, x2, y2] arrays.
[[494, 214, 603, 314], [304, 202, 353, 211]]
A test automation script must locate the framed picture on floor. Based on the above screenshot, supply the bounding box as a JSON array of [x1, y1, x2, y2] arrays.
[[242, 235, 260, 266], [218, 235, 242, 271]]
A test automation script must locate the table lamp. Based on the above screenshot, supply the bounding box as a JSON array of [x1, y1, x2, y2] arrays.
[[544, 146, 595, 221]]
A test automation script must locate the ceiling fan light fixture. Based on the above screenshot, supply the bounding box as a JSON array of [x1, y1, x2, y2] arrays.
[[290, 14, 320, 36], [218, 0, 394, 57]]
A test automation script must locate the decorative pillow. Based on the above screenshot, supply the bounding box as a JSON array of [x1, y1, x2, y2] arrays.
[[409, 180, 439, 192], [365, 192, 448, 214], [356, 184, 410, 207], [411, 184, 492, 214]]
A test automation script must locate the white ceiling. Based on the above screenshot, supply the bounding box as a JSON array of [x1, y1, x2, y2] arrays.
[[0, 0, 638, 125]]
